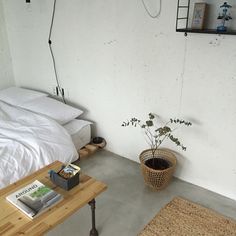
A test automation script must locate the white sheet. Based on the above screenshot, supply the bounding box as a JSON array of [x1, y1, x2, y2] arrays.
[[0, 101, 78, 189], [63, 119, 92, 150]]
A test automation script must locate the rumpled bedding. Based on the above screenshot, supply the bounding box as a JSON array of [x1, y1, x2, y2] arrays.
[[0, 101, 78, 189]]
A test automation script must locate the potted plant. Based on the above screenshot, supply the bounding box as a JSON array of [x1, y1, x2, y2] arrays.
[[122, 113, 192, 190]]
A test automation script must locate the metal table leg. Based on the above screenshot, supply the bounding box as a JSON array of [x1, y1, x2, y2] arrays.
[[88, 199, 98, 236]]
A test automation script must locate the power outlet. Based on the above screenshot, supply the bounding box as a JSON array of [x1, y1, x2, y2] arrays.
[[61, 88, 65, 97], [52, 87, 58, 96], [52, 86, 66, 97]]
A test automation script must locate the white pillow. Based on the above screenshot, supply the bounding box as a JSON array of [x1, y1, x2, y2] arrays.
[[0, 87, 48, 106], [20, 97, 83, 125]]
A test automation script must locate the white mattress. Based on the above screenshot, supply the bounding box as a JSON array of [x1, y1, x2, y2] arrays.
[[63, 119, 92, 150], [0, 101, 78, 189]]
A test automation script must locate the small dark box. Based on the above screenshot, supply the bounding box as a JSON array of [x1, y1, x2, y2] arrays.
[[49, 166, 80, 191]]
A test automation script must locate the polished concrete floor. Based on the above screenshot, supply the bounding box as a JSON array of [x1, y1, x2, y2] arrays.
[[47, 150, 236, 236]]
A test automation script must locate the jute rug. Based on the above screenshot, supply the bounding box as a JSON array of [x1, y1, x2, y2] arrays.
[[138, 197, 236, 236]]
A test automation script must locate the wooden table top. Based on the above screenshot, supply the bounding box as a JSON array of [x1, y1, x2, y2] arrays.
[[0, 161, 107, 236]]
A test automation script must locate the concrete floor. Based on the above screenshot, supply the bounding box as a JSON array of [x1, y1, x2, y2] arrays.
[[47, 150, 236, 236]]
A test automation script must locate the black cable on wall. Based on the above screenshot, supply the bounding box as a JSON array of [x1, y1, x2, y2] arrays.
[[48, 0, 66, 104]]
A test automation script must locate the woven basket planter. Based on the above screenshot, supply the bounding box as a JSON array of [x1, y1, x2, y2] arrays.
[[139, 149, 177, 190]]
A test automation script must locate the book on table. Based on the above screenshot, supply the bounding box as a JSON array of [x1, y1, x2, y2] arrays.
[[6, 180, 62, 219]]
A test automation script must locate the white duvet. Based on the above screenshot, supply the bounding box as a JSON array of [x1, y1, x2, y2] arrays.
[[0, 101, 78, 189]]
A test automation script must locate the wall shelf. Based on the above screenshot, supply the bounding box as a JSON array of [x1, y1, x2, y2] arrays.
[[176, 28, 236, 36], [176, 0, 236, 36]]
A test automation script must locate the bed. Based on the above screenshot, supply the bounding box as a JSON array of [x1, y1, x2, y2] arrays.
[[63, 119, 91, 150], [0, 87, 91, 189]]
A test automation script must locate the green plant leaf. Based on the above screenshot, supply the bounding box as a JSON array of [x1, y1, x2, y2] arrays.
[[146, 120, 153, 127], [149, 113, 155, 119]]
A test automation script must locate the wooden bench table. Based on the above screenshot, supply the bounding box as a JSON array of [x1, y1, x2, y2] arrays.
[[0, 161, 107, 236]]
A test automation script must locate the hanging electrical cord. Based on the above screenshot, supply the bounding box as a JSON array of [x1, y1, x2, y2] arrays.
[[141, 0, 162, 18], [48, 0, 66, 104]]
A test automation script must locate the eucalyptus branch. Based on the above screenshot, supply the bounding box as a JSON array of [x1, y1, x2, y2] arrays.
[[159, 132, 170, 147], [144, 130, 154, 148], [146, 126, 155, 146], [122, 113, 192, 158]]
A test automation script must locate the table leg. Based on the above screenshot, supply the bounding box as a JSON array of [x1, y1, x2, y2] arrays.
[[88, 199, 98, 236]]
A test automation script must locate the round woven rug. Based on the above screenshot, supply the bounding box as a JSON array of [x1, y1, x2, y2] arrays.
[[138, 197, 236, 236]]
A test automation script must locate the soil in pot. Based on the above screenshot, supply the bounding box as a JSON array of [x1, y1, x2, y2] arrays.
[[145, 158, 170, 170]]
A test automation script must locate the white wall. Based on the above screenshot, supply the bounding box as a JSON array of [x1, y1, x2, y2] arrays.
[[0, 0, 14, 89], [3, 0, 236, 200]]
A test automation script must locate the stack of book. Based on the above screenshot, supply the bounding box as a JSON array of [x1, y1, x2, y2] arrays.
[[6, 180, 62, 219]]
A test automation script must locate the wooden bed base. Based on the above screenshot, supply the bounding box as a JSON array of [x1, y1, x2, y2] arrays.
[[78, 139, 106, 160]]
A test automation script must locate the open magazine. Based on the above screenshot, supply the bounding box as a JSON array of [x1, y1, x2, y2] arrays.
[[6, 180, 62, 219]]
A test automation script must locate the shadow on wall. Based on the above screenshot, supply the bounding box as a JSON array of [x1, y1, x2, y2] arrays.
[[171, 149, 190, 177]]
